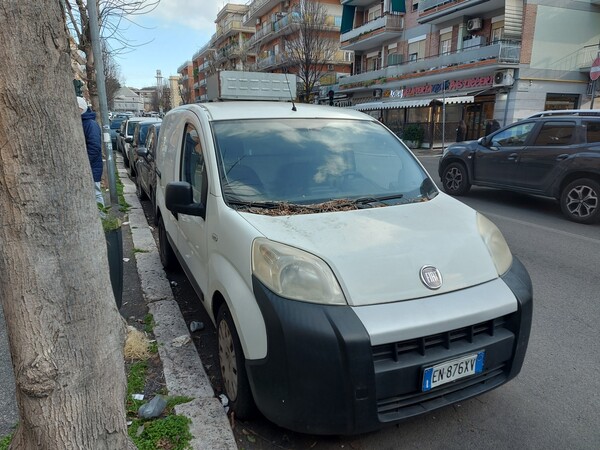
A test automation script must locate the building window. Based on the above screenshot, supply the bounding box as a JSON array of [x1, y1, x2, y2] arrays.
[[408, 38, 426, 61], [412, 2, 419, 12], [367, 5, 381, 22], [544, 93, 579, 110], [491, 22, 504, 43], [440, 31, 452, 55]]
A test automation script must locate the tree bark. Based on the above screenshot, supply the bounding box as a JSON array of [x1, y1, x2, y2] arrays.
[[0, 2, 133, 449]]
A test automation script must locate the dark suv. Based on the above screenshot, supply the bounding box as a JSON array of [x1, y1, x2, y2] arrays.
[[438, 111, 600, 224]]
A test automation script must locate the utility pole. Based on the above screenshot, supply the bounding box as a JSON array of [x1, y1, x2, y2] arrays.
[[87, 0, 118, 206]]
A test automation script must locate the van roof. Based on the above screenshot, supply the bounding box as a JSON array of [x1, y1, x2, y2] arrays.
[[176, 101, 373, 122]]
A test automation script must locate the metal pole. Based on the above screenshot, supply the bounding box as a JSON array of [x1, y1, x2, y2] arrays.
[[88, 0, 118, 206], [592, 79, 597, 109], [442, 80, 446, 152]]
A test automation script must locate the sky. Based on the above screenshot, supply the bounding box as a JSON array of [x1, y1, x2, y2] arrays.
[[113, 0, 247, 89]]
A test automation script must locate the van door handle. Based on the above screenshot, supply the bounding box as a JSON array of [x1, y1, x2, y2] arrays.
[[507, 153, 519, 162], [555, 154, 569, 161]]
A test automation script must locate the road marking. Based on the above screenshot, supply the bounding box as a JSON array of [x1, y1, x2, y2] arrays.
[[483, 212, 600, 245]]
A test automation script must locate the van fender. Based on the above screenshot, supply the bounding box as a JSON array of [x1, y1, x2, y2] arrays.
[[209, 253, 268, 360]]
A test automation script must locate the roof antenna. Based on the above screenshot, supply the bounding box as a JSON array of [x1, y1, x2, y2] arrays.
[[284, 69, 296, 111]]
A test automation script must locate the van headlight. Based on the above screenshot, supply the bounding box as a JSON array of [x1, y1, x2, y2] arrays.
[[252, 238, 346, 305], [477, 213, 513, 275]]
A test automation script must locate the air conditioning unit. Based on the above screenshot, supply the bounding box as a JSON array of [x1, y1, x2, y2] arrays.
[[493, 69, 515, 87], [466, 18, 482, 32], [327, 64, 334, 71]]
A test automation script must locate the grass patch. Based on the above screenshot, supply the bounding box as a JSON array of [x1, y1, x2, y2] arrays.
[[143, 314, 155, 334], [126, 361, 148, 415], [149, 341, 159, 354], [133, 248, 149, 254], [116, 176, 131, 212], [0, 433, 12, 450], [128, 415, 192, 450]]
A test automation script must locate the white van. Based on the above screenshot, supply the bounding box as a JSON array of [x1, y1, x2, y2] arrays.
[[154, 102, 532, 435]]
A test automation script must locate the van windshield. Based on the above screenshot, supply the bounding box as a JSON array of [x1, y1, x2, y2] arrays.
[[212, 119, 436, 212]]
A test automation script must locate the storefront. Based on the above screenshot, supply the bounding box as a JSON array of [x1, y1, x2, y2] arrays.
[[344, 73, 502, 148]]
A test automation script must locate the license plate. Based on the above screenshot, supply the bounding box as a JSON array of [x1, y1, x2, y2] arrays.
[[422, 351, 485, 392]]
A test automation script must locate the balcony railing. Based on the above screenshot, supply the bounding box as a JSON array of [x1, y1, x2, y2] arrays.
[[341, 14, 404, 43], [199, 79, 207, 87], [341, 40, 521, 86]]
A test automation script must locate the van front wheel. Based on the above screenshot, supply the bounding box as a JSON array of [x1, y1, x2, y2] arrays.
[[217, 304, 255, 419]]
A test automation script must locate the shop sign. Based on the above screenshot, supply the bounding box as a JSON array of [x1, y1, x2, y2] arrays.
[[382, 75, 493, 99]]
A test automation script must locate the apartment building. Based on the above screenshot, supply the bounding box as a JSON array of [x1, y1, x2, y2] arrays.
[[242, 0, 353, 101], [177, 61, 194, 105], [211, 3, 256, 72], [191, 44, 213, 103], [338, 0, 599, 145]]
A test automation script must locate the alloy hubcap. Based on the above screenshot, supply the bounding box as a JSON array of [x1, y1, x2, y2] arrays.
[[565, 185, 598, 218], [218, 320, 238, 401], [445, 167, 463, 191]]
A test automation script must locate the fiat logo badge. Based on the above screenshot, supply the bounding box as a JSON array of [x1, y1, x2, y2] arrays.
[[420, 266, 442, 290]]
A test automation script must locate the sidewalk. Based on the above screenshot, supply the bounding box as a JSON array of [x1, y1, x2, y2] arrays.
[[117, 159, 237, 450]]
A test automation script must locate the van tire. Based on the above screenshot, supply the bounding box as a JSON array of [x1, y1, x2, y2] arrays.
[[158, 216, 177, 270], [217, 304, 255, 419]]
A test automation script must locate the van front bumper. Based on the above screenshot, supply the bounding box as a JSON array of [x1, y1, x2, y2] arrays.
[[247, 257, 532, 435]]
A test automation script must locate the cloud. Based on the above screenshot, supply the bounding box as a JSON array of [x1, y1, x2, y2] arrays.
[[148, 0, 247, 31]]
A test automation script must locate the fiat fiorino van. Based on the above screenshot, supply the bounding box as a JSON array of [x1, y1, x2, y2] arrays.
[[154, 101, 532, 435]]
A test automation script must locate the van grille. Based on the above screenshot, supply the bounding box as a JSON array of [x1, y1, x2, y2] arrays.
[[372, 317, 507, 362]]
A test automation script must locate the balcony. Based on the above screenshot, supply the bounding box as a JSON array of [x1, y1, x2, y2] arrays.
[[257, 54, 278, 70], [193, 42, 212, 61], [341, 14, 404, 52], [214, 20, 255, 46], [340, 40, 520, 88], [177, 61, 191, 73], [242, 0, 282, 26], [418, 0, 505, 25], [199, 78, 207, 87], [246, 22, 274, 48]]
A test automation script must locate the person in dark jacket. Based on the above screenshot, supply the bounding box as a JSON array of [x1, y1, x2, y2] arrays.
[[78, 97, 104, 206], [456, 119, 467, 142]]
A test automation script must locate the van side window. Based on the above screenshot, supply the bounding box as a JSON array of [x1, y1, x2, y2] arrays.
[[181, 125, 207, 205]]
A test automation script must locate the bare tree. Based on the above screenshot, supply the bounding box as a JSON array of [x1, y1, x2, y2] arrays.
[[63, 0, 159, 115], [179, 83, 192, 105], [283, 0, 339, 101], [102, 41, 122, 110], [0, 2, 134, 448]]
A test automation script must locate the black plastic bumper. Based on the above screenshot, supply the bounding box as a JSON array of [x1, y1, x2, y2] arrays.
[[247, 257, 533, 435]]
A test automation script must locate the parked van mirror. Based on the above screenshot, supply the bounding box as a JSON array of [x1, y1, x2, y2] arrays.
[[165, 181, 205, 217], [136, 147, 148, 158]]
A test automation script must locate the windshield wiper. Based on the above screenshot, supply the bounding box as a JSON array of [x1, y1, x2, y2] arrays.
[[351, 194, 404, 207], [227, 199, 283, 209]]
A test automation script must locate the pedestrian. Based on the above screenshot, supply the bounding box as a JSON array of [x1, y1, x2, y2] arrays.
[[78, 97, 104, 207], [456, 119, 467, 142], [490, 119, 501, 133]]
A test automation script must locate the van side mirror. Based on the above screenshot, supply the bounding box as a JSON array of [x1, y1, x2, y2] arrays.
[[478, 136, 488, 146], [165, 182, 205, 218]]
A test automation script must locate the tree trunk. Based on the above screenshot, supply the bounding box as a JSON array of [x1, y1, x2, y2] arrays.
[[0, 3, 133, 449]]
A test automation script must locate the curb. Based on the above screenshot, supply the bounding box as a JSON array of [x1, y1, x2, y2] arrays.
[[118, 164, 237, 450]]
